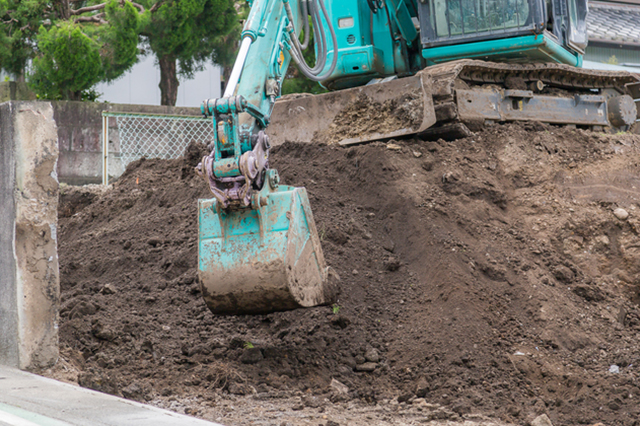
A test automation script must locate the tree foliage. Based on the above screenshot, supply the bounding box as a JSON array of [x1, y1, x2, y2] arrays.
[[0, 0, 48, 78], [0, 0, 241, 103], [30, 22, 102, 100], [0, 0, 141, 99], [28, 1, 142, 100], [138, 0, 239, 105]]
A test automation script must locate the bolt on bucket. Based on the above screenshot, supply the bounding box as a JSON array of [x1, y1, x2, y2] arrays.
[[198, 171, 337, 315]]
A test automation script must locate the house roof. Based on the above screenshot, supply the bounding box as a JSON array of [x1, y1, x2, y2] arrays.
[[587, 1, 640, 46]]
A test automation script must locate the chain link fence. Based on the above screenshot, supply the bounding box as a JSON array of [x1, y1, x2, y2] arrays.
[[102, 112, 214, 184]]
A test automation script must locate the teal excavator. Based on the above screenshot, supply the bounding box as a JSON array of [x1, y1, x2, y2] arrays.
[[197, 0, 640, 315]]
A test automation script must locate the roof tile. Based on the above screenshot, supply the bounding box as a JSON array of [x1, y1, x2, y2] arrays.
[[587, 2, 640, 45]]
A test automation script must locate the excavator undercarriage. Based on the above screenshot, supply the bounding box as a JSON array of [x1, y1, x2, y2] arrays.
[[270, 60, 640, 146]]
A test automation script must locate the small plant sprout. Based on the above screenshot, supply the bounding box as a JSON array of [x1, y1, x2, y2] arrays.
[[243, 341, 254, 349], [332, 304, 340, 315]]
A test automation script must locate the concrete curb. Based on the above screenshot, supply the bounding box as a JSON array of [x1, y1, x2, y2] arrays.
[[0, 366, 224, 426]]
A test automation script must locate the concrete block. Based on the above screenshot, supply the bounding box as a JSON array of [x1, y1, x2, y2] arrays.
[[56, 126, 72, 151], [71, 126, 102, 152], [0, 101, 59, 370], [57, 151, 102, 186]]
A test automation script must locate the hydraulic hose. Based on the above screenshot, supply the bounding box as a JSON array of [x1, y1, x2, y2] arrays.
[[299, 0, 310, 50], [284, 0, 338, 82]]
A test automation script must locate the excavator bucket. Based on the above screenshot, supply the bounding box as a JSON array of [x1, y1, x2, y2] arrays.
[[198, 171, 336, 315], [268, 71, 436, 146]]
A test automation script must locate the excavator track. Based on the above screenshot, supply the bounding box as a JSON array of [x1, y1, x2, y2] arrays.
[[269, 60, 640, 147], [420, 60, 640, 140]]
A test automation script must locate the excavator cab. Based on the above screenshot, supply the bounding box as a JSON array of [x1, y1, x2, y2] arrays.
[[417, 0, 588, 66]]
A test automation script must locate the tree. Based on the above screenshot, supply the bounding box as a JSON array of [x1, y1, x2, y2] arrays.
[[29, 22, 102, 100], [0, 0, 48, 81], [138, 0, 239, 106], [1, 0, 245, 104], [0, 0, 142, 99]]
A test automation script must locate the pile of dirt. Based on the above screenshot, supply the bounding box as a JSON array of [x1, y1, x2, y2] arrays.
[[52, 123, 640, 426]]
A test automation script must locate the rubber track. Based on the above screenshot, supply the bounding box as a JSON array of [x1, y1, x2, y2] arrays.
[[418, 60, 640, 139]]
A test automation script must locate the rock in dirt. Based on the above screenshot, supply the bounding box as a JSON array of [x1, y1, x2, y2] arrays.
[[78, 371, 120, 396], [330, 378, 349, 395], [413, 397, 426, 405], [101, 284, 117, 295], [364, 347, 380, 363], [121, 382, 149, 402], [531, 414, 554, 426], [303, 395, 324, 408], [228, 382, 247, 395], [415, 377, 429, 397], [91, 322, 116, 342], [614, 208, 629, 220], [387, 143, 402, 151], [397, 392, 414, 403], [573, 284, 605, 302], [147, 237, 162, 247], [384, 257, 401, 272], [240, 348, 263, 364], [355, 362, 377, 372], [382, 240, 395, 253], [553, 265, 574, 283], [69, 301, 98, 319]]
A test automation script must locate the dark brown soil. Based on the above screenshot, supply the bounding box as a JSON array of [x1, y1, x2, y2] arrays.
[[53, 123, 640, 426]]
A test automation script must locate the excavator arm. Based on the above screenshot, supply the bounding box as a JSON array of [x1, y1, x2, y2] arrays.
[[196, 0, 341, 315], [198, 0, 338, 208]]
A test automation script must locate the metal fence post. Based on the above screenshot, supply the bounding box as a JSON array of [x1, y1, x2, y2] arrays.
[[102, 113, 109, 186]]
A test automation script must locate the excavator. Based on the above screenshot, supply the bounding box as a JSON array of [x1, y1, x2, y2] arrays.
[[197, 0, 640, 315]]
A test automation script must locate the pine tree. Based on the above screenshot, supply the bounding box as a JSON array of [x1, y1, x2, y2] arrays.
[[139, 0, 239, 106]]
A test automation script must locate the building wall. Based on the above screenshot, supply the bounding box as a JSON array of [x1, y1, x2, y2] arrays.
[[585, 45, 640, 65], [94, 55, 222, 107]]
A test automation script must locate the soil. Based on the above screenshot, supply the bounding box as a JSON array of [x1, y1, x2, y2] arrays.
[[317, 92, 424, 144], [47, 122, 640, 426]]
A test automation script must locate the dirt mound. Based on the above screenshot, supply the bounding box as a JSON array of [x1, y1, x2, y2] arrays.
[[53, 123, 640, 426]]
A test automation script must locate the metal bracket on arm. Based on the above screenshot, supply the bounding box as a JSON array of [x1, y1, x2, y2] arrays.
[[202, 96, 269, 129]]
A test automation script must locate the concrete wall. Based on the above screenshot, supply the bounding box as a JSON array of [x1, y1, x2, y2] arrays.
[[0, 82, 36, 103], [53, 102, 201, 185], [0, 101, 60, 370]]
